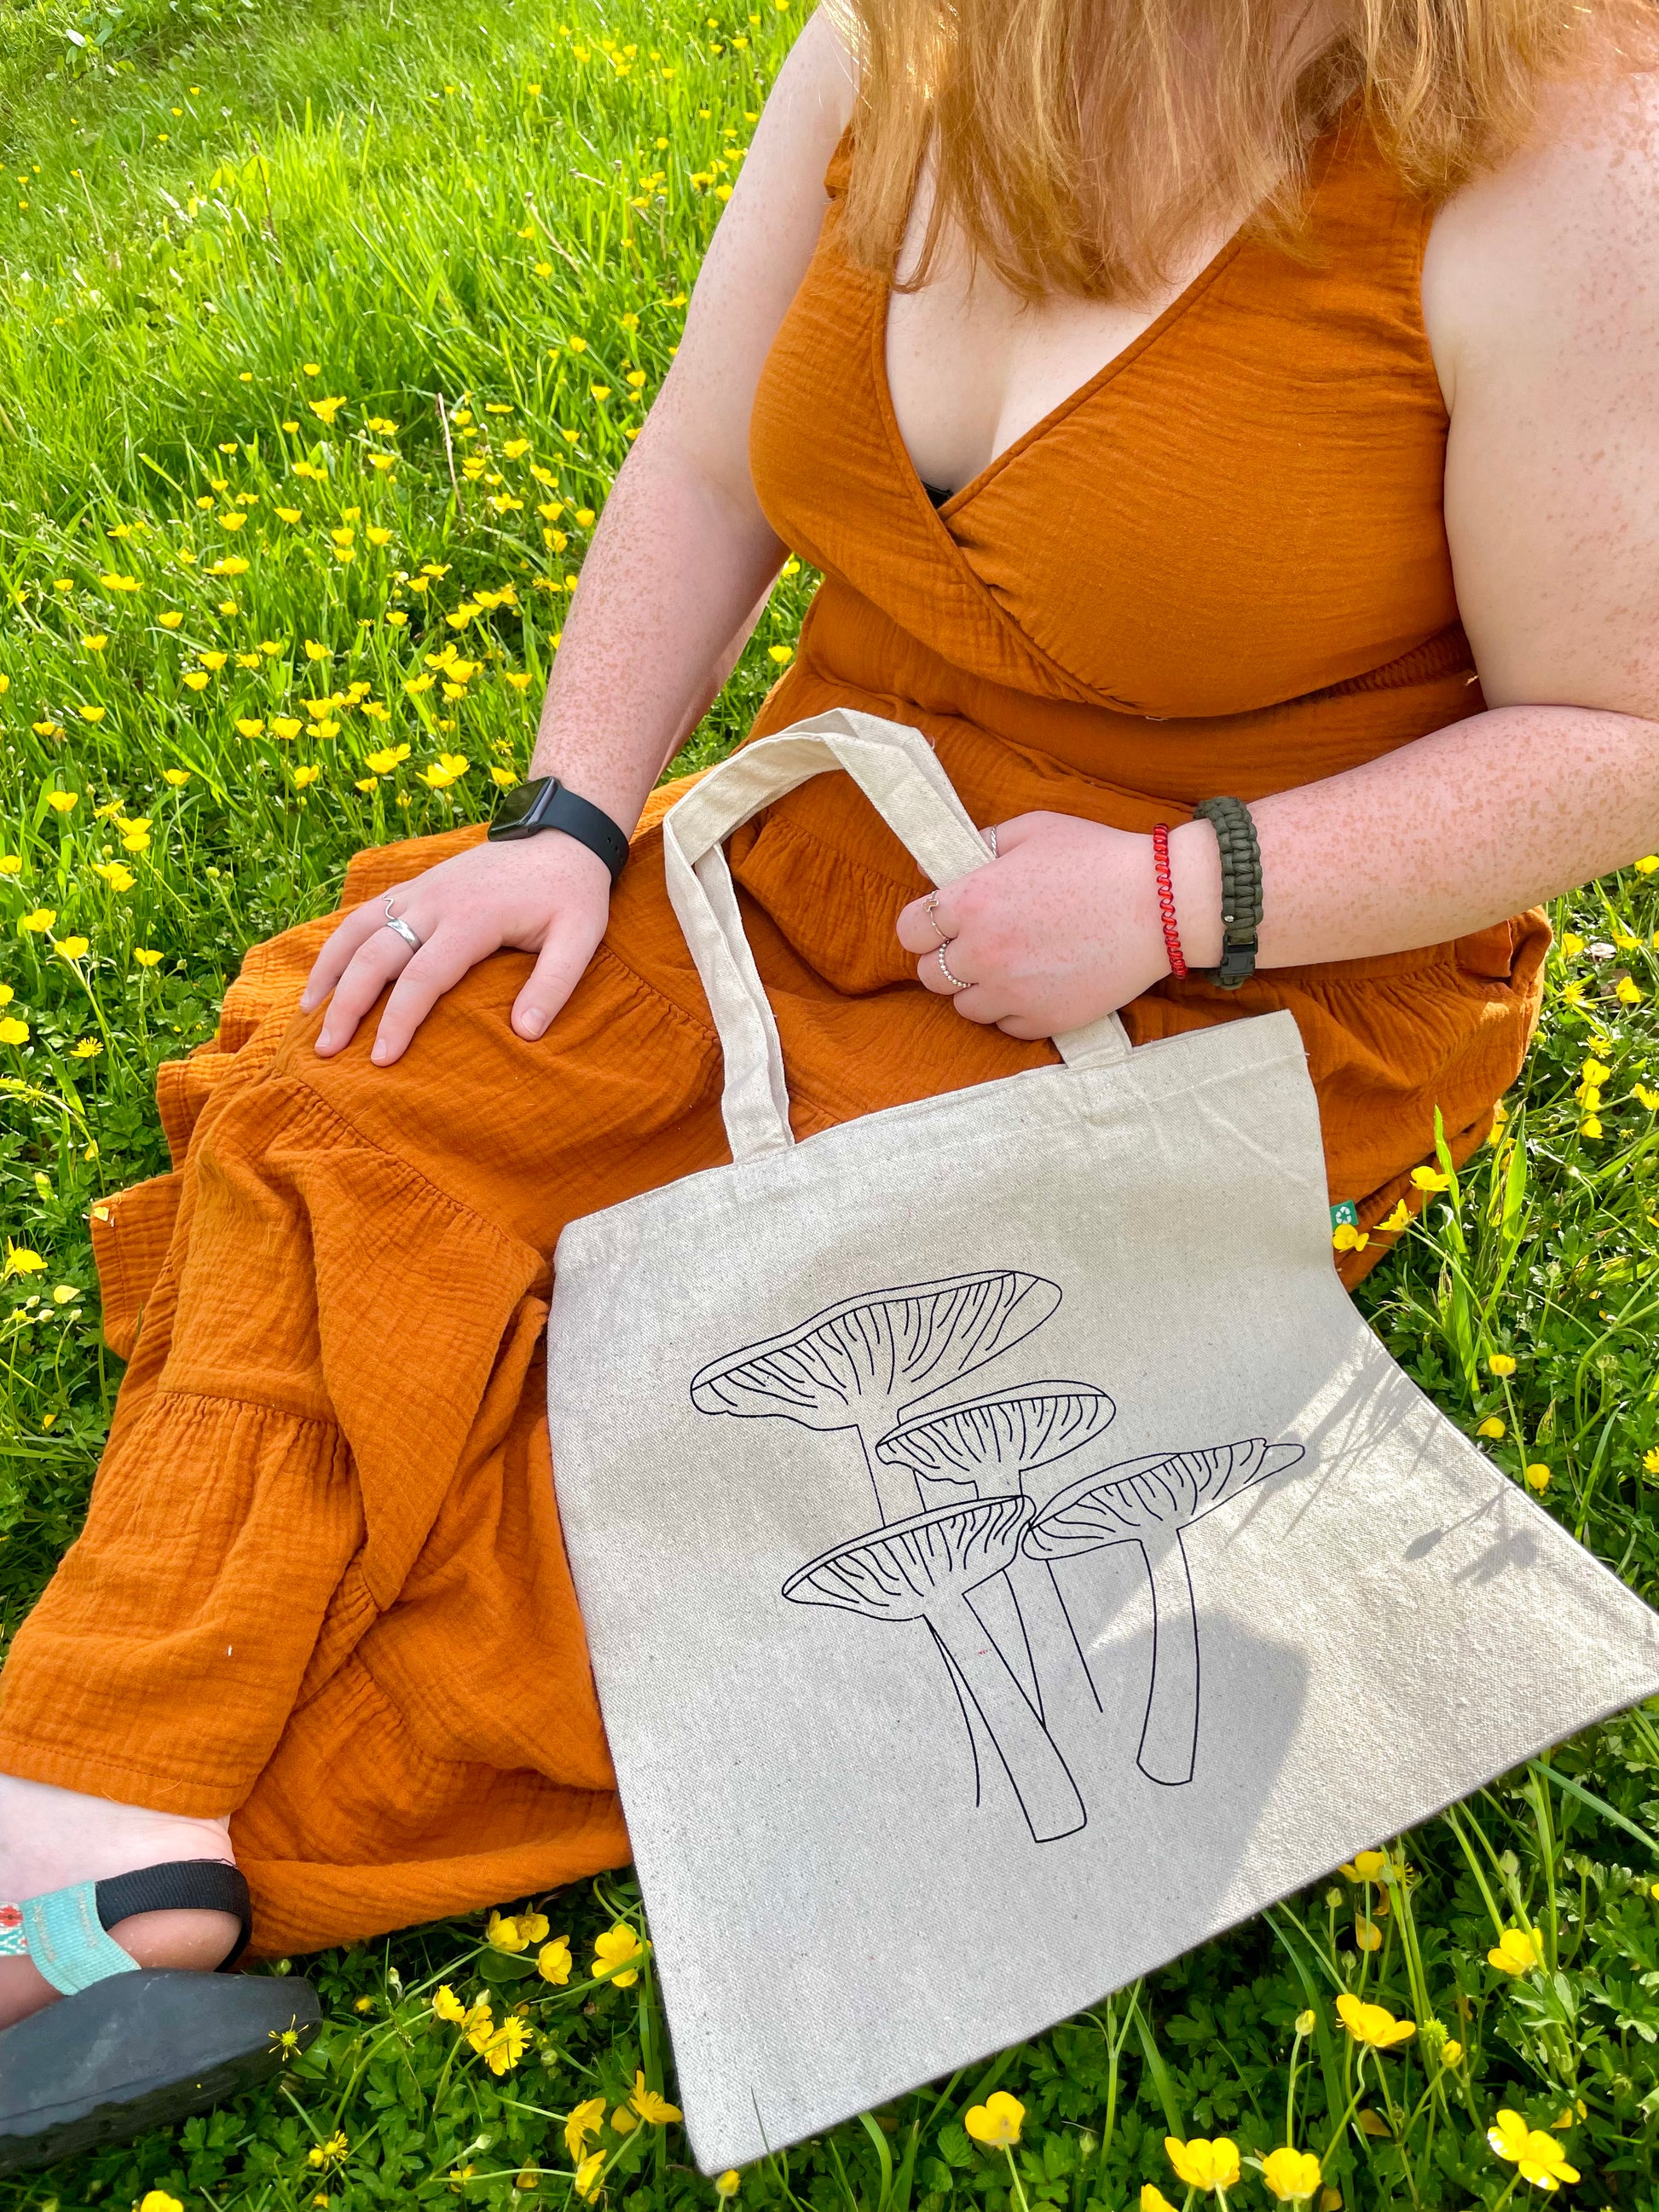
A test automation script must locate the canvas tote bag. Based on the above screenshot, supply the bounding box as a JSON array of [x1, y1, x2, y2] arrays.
[[546, 708, 1659, 2174]]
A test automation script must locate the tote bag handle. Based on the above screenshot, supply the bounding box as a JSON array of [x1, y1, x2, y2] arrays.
[[661, 707, 1133, 1164]]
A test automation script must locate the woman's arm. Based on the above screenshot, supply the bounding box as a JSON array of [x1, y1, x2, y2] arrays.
[[302, 6, 856, 1063], [899, 74, 1659, 1037]]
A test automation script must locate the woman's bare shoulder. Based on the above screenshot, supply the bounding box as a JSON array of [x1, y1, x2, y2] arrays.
[[1423, 69, 1659, 403]]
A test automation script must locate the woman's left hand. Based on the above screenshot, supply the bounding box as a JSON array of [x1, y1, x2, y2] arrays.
[[895, 811, 1217, 1039]]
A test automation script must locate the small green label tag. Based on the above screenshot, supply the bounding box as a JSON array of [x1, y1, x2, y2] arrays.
[[1330, 1201, 1360, 1228]]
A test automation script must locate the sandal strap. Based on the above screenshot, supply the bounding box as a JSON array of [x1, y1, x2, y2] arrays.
[[18, 1883, 140, 1996], [95, 1860, 252, 1972], [0, 1860, 252, 1995]]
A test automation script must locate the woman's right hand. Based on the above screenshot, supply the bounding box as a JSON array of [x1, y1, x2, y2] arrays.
[[300, 831, 615, 1066]]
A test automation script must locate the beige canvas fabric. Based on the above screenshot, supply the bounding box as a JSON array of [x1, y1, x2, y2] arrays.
[[546, 709, 1659, 2173]]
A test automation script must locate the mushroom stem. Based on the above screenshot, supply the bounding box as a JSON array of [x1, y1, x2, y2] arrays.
[[1012, 1558, 1101, 1716], [927, 1597, 1086, 1843], [1136, 1533, 1201, 1787], [859, 1429, 922, 1524]]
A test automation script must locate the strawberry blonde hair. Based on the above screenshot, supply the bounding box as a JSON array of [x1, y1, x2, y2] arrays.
[[825, 0, 1656, 300]]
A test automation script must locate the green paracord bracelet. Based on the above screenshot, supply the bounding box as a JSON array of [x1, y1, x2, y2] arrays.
[[1193, 795, 1261, 989]]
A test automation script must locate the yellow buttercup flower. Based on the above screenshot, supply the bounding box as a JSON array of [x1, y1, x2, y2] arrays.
[[470, 2013, 531, 2076], [592, 1923, 644, 1986], [492, 766, 521, 788], [273, 718, 303, 742], [965, 2092, 1024, 2148], [56, 936, 90, 960], [93, 862, 136, 891], [574, 2151, 605, 2200], [1165, 2136, 1240, 2192], [139, 2194, 186, 2212], [133, 948, 163, 967], [629, 2071, 682, 2124], [1616, 977, 1644, 1004], [0, 1018, 29, 1047], [309, 395, 349, 424], [292, 765, 322, 789], [714, 2174, 742, 2200], [1486, 2110, 1579, 2192], [1140, 2191, 1179, 2212], [1340, 1851, 1386, 1880], [20, 909, 57, 933], [46, 791, 79, 813], [3, 1242, 45, 1274], [365, 745, 411, 775], [1488, 1352, 1517, 1376], [565, 2095, 606, 2159], [1524, 1463, 1552, 1492], [1332, 1222, 1369, 1252], [1442, 2039, 1464, 2067], [1260, 2148, 1321, 2203], [1488, 1926, 1540, 1976], [767, 643, 794, 664], [538, 1936, 573, 1984], [1477, 1417, 1506, 1440], [1411, 1165, 1451, 1193], [488, 1910, 530, 1954], [183, 670, 211, 690], [1335, 1993, 1415, 2048], [236, 719, 265, 739], [431, 1984, 467, 2022]]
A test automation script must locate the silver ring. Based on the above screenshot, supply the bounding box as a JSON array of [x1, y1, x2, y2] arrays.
[[986, 824, 998, 858], [383, 894, 423, 954], [926, 892, 951, 947], [937, 944, 972, 993]]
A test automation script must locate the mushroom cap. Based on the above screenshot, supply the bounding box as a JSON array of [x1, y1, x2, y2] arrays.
[[875, 1383, 1116, 1492], [1023, 1438, 1304, 1556], [690, 1270, 1061, 1430], [782, 1494, 1033, 1620]]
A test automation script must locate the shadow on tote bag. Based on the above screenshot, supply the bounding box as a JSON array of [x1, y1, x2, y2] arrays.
[[547, 709, 1659, 2173]]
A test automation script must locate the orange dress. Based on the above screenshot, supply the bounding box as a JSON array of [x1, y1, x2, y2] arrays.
[[0, 116, 1546, 1955]]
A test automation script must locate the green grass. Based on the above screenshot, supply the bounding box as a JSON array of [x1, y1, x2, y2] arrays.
[[3, 0, 1659, 2204]]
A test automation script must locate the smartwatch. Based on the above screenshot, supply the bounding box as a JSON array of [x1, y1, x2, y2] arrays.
[[487, 775, 630, 883]]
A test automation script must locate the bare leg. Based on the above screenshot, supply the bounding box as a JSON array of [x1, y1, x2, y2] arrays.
[[0, 1774, 240, 2030]]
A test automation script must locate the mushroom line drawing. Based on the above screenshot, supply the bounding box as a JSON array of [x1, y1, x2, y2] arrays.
[[875, 1382, 1117, 1719], [689, 1270, 1062, 1524], [782, 1493, 1087, 1844], [1025, 1437, 1304, 1787]]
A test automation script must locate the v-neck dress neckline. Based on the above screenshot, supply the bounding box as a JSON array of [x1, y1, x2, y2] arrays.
[[876, 227, 1251, 523]]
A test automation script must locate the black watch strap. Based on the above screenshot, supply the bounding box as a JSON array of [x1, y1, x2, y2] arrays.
[[487, 776, 630, 882], [1192, 795, 1262, 990]]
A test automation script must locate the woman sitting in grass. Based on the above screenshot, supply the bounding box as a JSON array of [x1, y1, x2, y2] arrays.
[[3, 0, 1658, 2162]]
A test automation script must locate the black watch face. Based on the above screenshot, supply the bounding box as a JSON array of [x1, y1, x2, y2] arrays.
[[494, 777, 552, 833]]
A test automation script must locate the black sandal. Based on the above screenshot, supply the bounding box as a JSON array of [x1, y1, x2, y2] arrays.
[[0, 1859, 321, 2174]]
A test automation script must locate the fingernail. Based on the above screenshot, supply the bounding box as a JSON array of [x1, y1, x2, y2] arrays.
[[520, 1010, 547, 1039], [317, 1028, 332, 1051], [370, 1040, 388, 1065]]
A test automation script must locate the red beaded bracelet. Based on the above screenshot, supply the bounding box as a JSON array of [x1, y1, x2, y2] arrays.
[[1151, 824, 1188, 979]]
